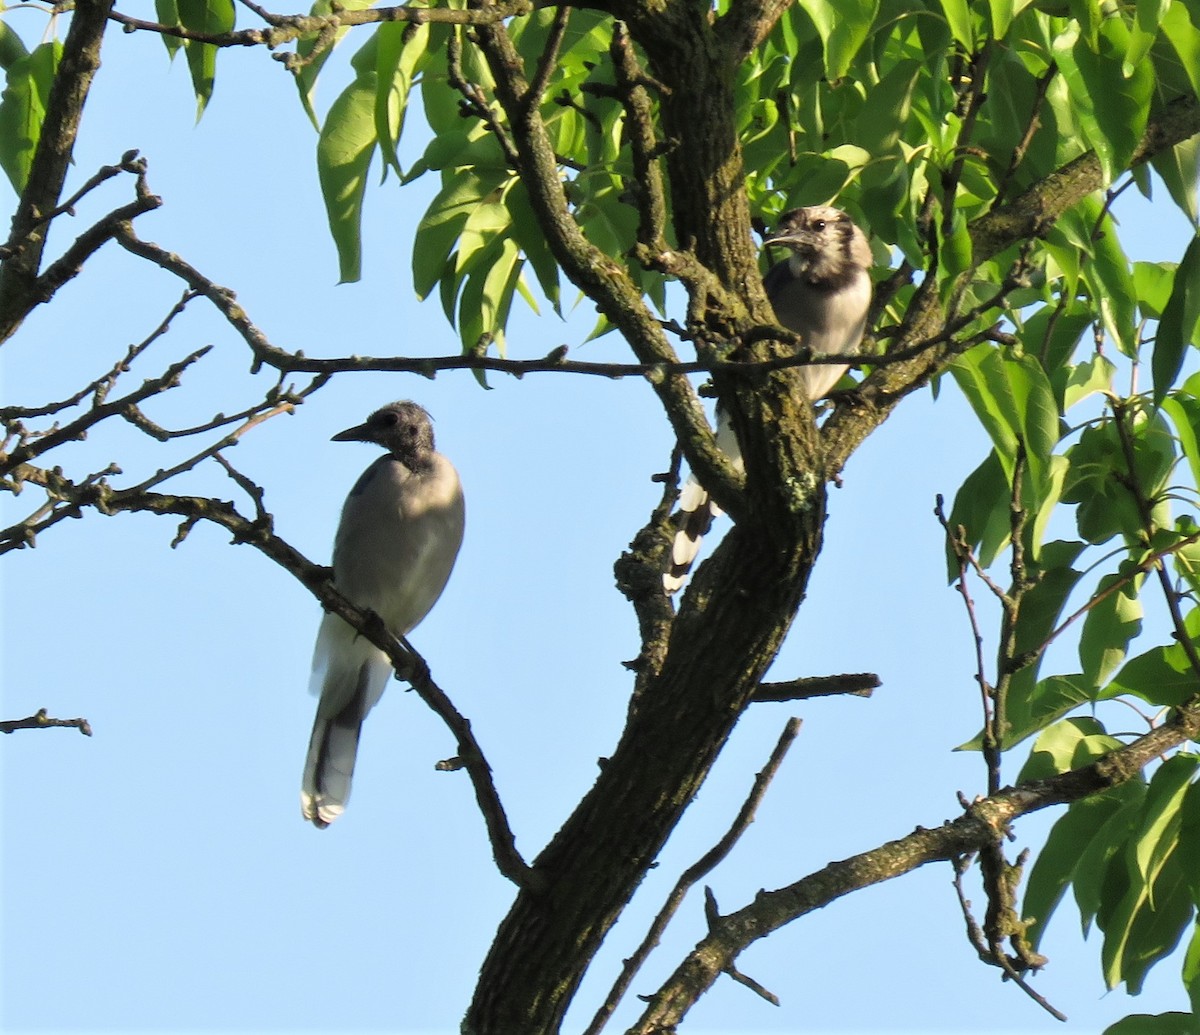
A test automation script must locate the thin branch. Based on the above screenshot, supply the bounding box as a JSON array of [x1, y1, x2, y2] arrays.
[[446, 28, 521, 167], [29, 157, 163, 305], [610, 21, 669, 253], [0, 0, 115, 339], [0, 149, 145, 259], [0, 708, 92, 736], [106, 0, 536, 49], [584, 718, 801, 1034], [0, 290, 196, 421], [951, 854, 1063, 1022], [0, 347, 213, 477], [992, 62, 1058, 207], [822, 93, 1200, 483], [628, 698, 1200, 1032], [752, 672, 879, 702], [1, 454, 535, 887], [935, 492, 1002, 791], [523, 5, 572, 115], [470, 15, 745, 522]]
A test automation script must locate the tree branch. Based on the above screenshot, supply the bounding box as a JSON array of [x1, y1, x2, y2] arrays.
[[471, 12, 746, 522], [821, 93, 1200, 482], [752, 672, 879, 702], [106, 0, 537, 49], [630, 700, 1200, 1031], [0, 0, 115, 341], [0, 709, 93, 736], [3, 454, 536, 886], [584, 718, 801, 1034]]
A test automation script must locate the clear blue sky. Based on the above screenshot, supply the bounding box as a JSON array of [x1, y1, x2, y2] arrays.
[[1, 13, 1195, 1034]]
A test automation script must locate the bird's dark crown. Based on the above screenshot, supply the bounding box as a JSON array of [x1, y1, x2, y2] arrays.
[[332, 400, 436, 467]]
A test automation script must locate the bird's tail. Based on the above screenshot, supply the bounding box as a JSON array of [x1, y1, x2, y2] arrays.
[[662, 412, 741, 594], [662, 475, 723, 593], [301, 617, 391, 828]]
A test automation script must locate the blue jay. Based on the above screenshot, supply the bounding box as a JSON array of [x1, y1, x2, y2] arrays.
[[301, 401, 465, 828], [664, 206, 873, 592]]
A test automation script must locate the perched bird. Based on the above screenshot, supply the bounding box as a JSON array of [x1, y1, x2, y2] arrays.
[[663, 206, 873, 593], [301, 401, 465, 828]]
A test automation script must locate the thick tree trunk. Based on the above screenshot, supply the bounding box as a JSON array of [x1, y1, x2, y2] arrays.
[[464, 10, 826, 1032]]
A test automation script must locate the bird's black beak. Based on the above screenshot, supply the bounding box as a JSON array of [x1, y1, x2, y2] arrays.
[[763, 232, 806, 250], [331, 421, 373, 443]]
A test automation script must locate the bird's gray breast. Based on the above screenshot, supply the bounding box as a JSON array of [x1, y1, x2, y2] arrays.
[[332, 455, 465, 636]]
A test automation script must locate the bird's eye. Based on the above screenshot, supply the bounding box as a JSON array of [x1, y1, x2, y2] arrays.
[[812, 219, 826, 232]]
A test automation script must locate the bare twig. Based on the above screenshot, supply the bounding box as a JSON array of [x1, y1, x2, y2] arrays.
[[951, 854, 1063, 1021], [106, 1, 536, 49], [585, 718, 801, 1034], [628, 698, 1200, 1032], [753, 672, 879, 702], [0, 708, 92, 736]]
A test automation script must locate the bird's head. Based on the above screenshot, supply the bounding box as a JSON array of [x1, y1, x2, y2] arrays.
[[763, 206, 872, 287], [332, 400, 436, 467]]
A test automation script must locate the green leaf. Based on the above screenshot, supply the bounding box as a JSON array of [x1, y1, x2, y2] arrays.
[[506, 179, 561, 313], [937, 206, 973, 288], [1132, 755, 1198, 884], [938, 0, 975, 49], [0, 41, 62, 195], [1025, 781, 1145, 948], [1019, 715, 1116, 780], [1061, 354, 1117, 411], [155, 0, 184, 60], [1179, 777, 1200, 904], [1105, 608, 1200, 710], [1164, 393, 1200, 502], [1090, 760, 1199, 993], [1079, 569, 1144, 692], [1187, 921, 1200, 1014], [1161, 0, 1200, 99], [851, 58, 920, 155], [177, 0, 235, 119], [1074, 782, 1147, 935], [413, 167, 510, 299], [796, 0, 879, 80], [1101, 840, 1193, 993], [1063, 411, 1176, 545], [1103, 1013, 1199, 1035], [1028, 454, 1070, 565], [949, 344, 1060, 513], [1128, 0, 1169, 72], [958, 673, 1091, 751], [371, 18, 432, 179], [1155, 236, 1200, 405], [1056, 19, 1152, 182], [1135, 261, 1179, 320], [457, 235, 521, 354], [1084, 205, 1139, 358], [945, 450, 1012, 576], [1151, 136, 1200, 227], [294, 0, 378, 128], [317, 73, 379, 283], [0, 19, 29, 71], [1171, 516, 1200, 599]]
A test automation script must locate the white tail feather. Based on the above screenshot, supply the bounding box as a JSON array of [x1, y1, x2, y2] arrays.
[[301, 615, 392, 827]]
